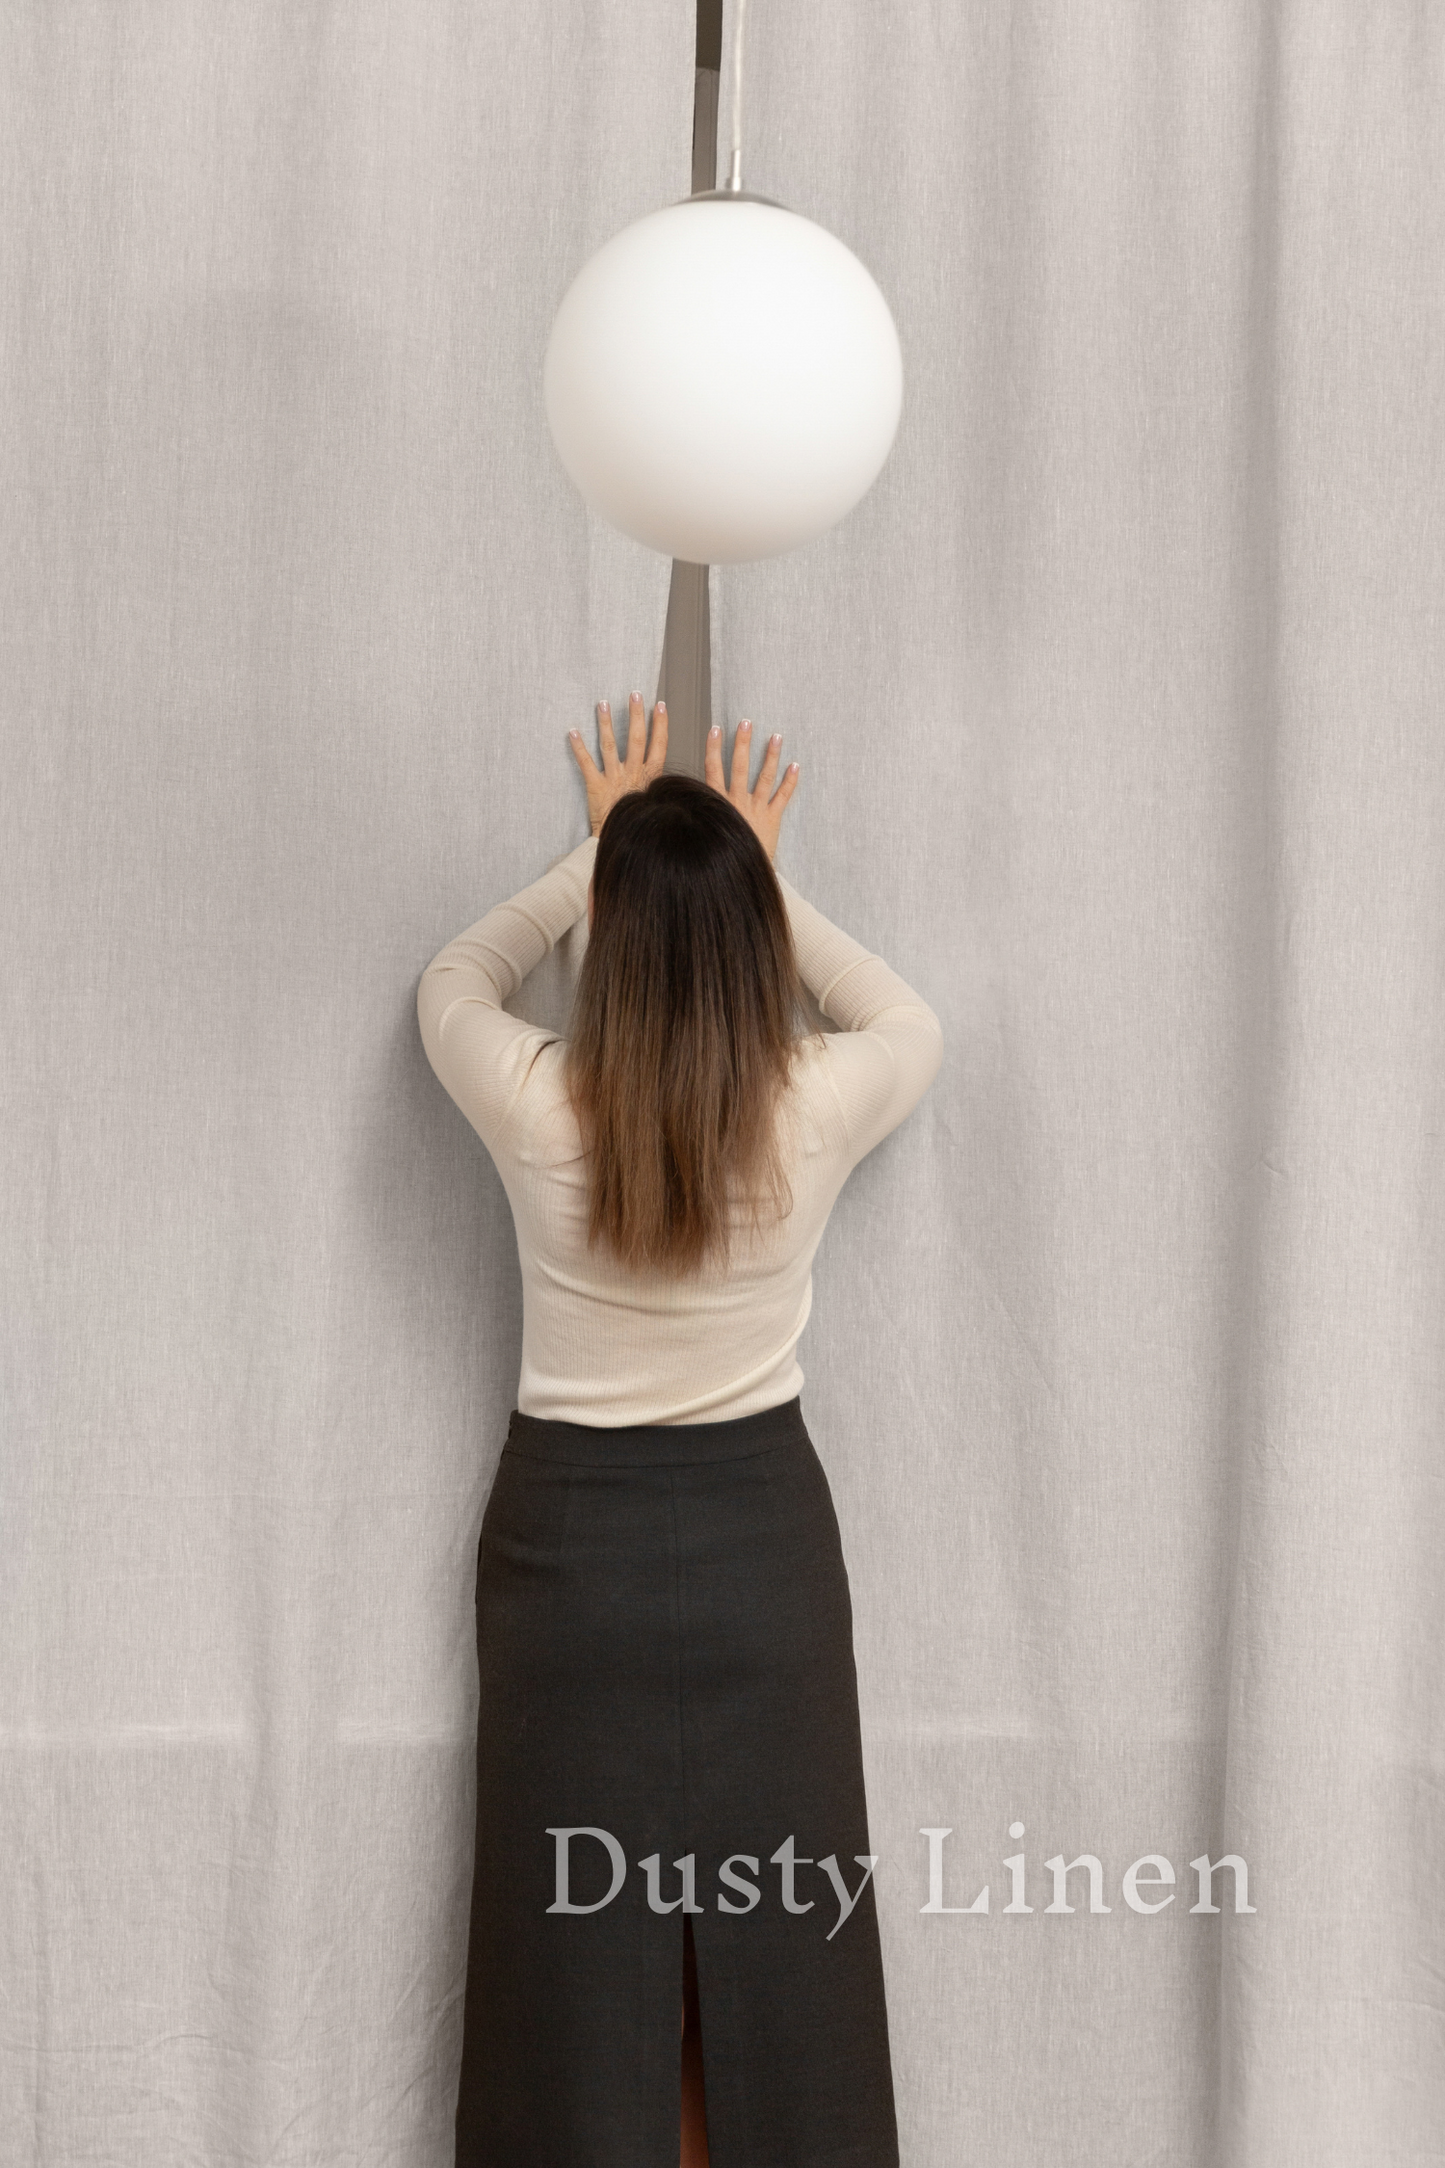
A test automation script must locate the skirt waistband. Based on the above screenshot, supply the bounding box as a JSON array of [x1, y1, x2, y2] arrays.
[[503, 1396, 809, 1467]]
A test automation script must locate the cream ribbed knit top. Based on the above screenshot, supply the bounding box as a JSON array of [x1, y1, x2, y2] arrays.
[[416, 834, 942, 1426]]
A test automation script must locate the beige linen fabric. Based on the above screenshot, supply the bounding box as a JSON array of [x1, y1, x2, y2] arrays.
[[0, 5, 693, 2161], [2, 2, 1442, 2163], [710, 5, 1445, 2163]]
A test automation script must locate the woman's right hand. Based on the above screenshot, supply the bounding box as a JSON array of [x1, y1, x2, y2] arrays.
[[703, 719, 800, 863]]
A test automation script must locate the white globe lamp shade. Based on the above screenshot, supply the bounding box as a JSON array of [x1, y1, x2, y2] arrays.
[[543, 193, 903, 565]]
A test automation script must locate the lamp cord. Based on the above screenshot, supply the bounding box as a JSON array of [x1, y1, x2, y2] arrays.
[[726, 0, 747, 191]]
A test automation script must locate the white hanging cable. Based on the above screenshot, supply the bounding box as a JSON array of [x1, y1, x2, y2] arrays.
[[726, 0, 747, 191]]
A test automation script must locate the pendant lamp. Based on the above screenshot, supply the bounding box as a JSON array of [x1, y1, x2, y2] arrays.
[[543, 1, 902, 566]]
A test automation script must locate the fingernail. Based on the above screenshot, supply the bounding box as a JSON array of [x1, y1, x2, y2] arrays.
[[709, 723, 721, 738], [599, 699, 609, 711], [569, 729, 580, 739], [740, 718, 752, 731], [657, 700, 667, 714], [788, 762, 799, 774], [631, 688, 642, 701], [770, 733, 781, 746]]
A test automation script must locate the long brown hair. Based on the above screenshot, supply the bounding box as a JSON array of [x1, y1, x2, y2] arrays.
[[565, 775, 802, 1274]]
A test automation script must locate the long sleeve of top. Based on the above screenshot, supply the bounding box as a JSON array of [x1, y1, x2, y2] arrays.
[[417, 835, 943, 1426], [772, 871, 948, 1170], [415, 836, 597, 1159]]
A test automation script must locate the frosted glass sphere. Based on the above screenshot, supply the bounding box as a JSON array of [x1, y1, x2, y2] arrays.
[[543, 193, 903, 564]]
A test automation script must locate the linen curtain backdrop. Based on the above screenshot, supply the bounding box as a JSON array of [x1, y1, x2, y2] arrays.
[[3, 3, 1440, 2162]]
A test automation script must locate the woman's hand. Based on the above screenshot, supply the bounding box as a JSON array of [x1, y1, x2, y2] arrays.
[[704, 718, 800, 863], [569, 692, 669, 838]]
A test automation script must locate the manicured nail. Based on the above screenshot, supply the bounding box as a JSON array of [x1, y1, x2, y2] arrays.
[[788, 762, 799, 774], [569, 729, 580, 739], [630, 688, 642, 701], [770, 733, 781, 746], [709, 723, 721, 738], [599, 699, 609, 711], [740, 717, 752, 731], [657, 700, 667, 714]]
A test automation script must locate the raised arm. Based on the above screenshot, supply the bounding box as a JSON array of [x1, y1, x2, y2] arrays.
[[702, 712, 943, 1168], [419, 688, 671, 1152], [416, 836, 597, 1152], [776, 873, 943, 1166]]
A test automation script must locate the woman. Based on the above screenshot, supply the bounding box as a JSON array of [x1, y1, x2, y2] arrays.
[[418, 692, 942, 2167]]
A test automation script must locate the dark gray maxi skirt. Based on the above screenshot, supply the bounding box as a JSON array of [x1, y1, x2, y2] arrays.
[[452, 1395, 899, 2168]]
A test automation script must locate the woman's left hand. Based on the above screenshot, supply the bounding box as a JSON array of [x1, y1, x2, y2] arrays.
[[569, 692, 669, 838]]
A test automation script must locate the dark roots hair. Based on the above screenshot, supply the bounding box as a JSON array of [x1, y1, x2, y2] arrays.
[[564, 774, 801, 1274]]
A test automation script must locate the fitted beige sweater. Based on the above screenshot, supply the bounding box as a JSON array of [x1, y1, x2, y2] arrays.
[[416, 834, 943, 1426]]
